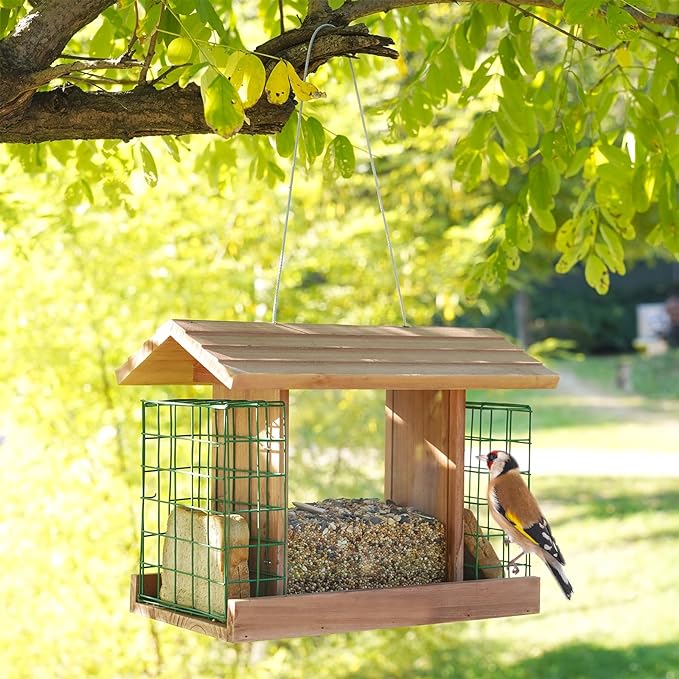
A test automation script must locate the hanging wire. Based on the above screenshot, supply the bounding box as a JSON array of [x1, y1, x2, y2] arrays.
[[347, 58, 407, 327], [272, 24, 408, 327], [272, 23, 335, 324]]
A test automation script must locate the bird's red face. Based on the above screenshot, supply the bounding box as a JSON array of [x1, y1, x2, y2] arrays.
[[481, 450, 501, 470]]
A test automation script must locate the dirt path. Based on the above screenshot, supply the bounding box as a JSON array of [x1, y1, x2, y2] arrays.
[[533, 364, 679, 477], [554, 365, 675, 423]]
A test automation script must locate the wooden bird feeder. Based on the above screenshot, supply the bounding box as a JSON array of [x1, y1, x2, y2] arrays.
[[116, 319, 558, 641]]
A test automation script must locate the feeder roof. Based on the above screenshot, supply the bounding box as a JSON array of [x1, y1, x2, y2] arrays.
[[115, 319, 559, 390]]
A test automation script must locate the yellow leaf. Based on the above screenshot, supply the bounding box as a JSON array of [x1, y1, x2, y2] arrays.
[[615, 47, 631, 68], [201, 75, 245, 139], [265, 60, 291, 105], [234, 53, 266, 108], [285, 61, 326, 102], [223, 50, 246, 88]]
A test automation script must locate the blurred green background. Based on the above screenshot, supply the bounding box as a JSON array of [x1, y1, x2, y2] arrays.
[[2, 138, 678, 676]]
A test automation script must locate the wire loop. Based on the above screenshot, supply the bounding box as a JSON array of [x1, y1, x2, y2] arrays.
[[272, 25, 407, 326]]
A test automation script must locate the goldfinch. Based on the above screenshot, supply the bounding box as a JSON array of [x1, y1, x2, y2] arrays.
[[478, 450, 573, 600]]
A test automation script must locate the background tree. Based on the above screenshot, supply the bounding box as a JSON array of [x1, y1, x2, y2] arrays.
[[1, 0, 678, 293]]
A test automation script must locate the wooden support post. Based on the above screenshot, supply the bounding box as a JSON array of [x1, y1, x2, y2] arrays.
[[212, 385, 289, 595], [385, 389, 466, 581]]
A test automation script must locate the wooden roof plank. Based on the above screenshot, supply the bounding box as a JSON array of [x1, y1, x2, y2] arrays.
[[115, 320, 559, 390], [185, 333, 515, 351], [174, 319, 503, 338], [227, 372, 559, 390], [201, 347, 539, 365]]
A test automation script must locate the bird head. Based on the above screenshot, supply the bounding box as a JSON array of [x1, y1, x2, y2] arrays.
[[477, 450, 518, 477]]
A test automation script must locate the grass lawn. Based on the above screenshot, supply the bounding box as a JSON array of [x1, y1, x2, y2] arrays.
[[467, 353, 679, 453]]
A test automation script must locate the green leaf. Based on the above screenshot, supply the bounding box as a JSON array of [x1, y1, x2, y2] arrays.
[[468, 10, 487, 50], [504, 204, 519, 245], [303, 116, 325, 165], [492, 249, 508, 283], [498, 36, 521, 80], [167, 37, 194, 65], [632, 91, 659, 119], [556, 218, 578, 252], [178, 62, 209, 88], [158, 9, 182, 47], [335, 136, 355, 178], [426, 62, 447, 103], [454, 24, 476, 71], [140, 3, 162, 37], [544, 158, 562, 194], [171, 0, 196, 15], [163, 137, 180, 162], [632, 163, 654, 212], [645, 225, 665, 248], [513, 31, 535, 75], [598, 143, 631, 168], [564, 0, 603, 24], [459, 56, 495, 106], [503, 243, 521, 271], [468, 112, 494, 149], [138, 143, 158, 187], [607, 4, 637, 39], [464, 153, 483, 189], [600, 222, 624, 260], [89, 19, 115, 58], [200, 74, 245, 139], [532, 208, 556, 233], [499, 77, 538, 146], [438, 46, 462, 93], [495, 111, 528, 164], [516, 213, 533, 253], [197, 0, 228, 41], [555, 251, 579, 275], [179, 12, 212, 44], [565, 147, 590, 177], [487, 140, 509, 186], [528, 163, 552, 211], [276, 115, 296, 158], [324, 135, 355, 180], [585, 253, 610, 294]]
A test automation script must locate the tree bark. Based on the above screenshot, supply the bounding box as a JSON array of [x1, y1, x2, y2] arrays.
[[0, 25, 396, 143], [0, 85, 295, 143], [0, 0, 115, 71], [0, 0, 677, 144]]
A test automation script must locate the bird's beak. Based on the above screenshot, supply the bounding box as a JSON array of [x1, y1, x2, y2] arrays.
[[476, 454, 488, 463]]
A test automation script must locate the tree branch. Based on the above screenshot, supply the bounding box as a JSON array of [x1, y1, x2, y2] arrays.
[[0, 0, 115, 72], [333, 0, 679, 29], [0, 85, 294, 143], [0, 30, 395, 143]]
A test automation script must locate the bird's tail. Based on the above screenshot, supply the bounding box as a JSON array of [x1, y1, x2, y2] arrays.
[[544, 554, 573, 600]]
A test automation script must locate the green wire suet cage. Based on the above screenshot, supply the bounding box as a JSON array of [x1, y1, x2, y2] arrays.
[[464, 401, 532, 580], [138, 398, 288, 622]]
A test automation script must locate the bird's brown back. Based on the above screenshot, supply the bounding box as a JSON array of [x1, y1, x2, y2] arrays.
[[494, 469, 543, 524]]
